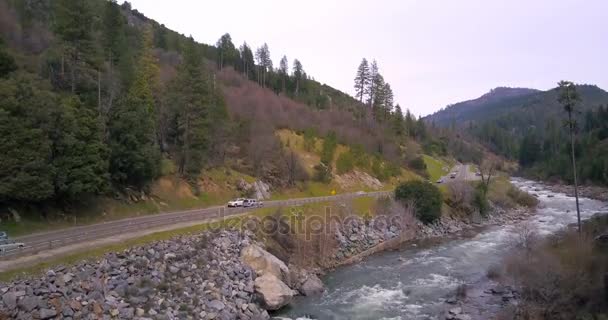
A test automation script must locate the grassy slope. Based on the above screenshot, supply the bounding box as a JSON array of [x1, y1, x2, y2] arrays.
[[423, 154, 450, 181]]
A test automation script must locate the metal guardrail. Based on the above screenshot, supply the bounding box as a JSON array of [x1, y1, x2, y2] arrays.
[[0, 190, 392, 259]]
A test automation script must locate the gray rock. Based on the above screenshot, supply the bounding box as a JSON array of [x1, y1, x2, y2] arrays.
[[299, 275, 324, 296], [254, 274, 294, 310], [39, 308, 57, 319], [449, 307, 462, 315], [209, 299, 226, 311], [2, 292, 16, 309], [18, 295, 39, 312], [241, 244, 289, 281]]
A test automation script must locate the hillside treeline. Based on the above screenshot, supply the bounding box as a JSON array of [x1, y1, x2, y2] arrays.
[[0, 0, 481, 209]]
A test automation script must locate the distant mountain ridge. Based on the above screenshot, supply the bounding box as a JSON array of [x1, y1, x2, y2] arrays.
[[426, 85, 608, 126]]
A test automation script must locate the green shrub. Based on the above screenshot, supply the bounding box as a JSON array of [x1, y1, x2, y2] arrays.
[[473, 184, 489, 216], [313, 162, 332, 182], [351, 144, 369, 169], [408, 156, 427, 171], [336, 151, 355, 174], [320, 131, 337, 164], [303, 128, 316, 152], [395, 181, 442, 224]]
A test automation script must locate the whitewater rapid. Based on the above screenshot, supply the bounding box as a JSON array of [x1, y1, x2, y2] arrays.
[[278, 178, 608, 320]]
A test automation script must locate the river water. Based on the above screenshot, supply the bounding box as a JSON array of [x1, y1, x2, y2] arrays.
[[278, 179, 608, 320]]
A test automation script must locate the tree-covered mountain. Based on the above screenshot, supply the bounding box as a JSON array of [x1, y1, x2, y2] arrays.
[[1, 0, 468, 210], [427, 84, 608, 185], [427, 87, 541, 126]]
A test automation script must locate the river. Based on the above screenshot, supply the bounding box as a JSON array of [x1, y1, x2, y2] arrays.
[[277, 178, 608, 320]]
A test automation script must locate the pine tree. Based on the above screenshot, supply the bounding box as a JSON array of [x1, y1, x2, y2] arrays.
[[383, 83, 394, 119], [216, 33, 237, 70], [53, 0, 96, 93], [371, 73, 385, 121], [101, 0, 126, 66], [255, 43, 272, 87], [108, 27, 160, 188], [0, 39, 17, 78], [292, 59, 303, 96], [354, 58, 369, 102], [392, 104, 404, 135], [279, 55, 288, 92], [51, 96, 108, 199], [0, 73, 55, 202], [170, 38, 214, 181], [366, 60, 379, 107], [239, 42, 254, 79]]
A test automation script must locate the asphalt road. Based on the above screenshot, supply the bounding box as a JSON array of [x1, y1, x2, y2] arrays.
[[437, 164, 480, 184], [1, 191, 391, 260]]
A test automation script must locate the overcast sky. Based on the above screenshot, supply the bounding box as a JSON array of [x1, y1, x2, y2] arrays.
[[124, 0, 608, 117]]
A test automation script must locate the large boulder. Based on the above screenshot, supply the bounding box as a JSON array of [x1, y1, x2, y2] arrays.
[[254, 274, 295, 310], [299, 274, 324, 296], [241, 244, 289, 281]]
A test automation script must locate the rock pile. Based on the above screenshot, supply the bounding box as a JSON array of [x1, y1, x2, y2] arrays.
[[0, 230, 271, 320], [333, 215, 403, 260]]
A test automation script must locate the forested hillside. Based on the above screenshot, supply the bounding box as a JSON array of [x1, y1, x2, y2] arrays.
[[0, 0, 481, 214], [427, 84, 608, 186]]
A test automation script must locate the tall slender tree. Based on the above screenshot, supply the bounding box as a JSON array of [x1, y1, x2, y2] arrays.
[[255, 43, 272, 87], [169, 38, 214, 181], [108, 27, 160, 188], [354, 58, 369, 102], [558, 80, 582, 235], [239, 42, 254, 79], [366, 60, 379, 107], [292, 59, 303, 96], [279, 55, 288, 93]]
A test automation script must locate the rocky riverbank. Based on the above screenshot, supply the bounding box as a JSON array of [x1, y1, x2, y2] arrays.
[[0, 199, 535, 320], [542, 182, 608, 202]]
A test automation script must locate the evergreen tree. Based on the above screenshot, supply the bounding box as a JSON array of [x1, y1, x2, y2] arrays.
[[392, 104, 404, 135], [383, 83, 394, 119], [371, 73, 385, 120], [169, 38, 214, 182], [255, 43, 272, 87], [239, 42, 254, 79], [155, 24, 168, 50], [279, 55, 288, 92], [354, 58, 369, 102], [101, 0, 126, 66], [519, 131, 540, 167], [0, 73, 55, 202], [216, 33, 237, 70], [53, 0, 96, 93], [108, 28, 160, 188], [51, 96, 108, 199], [366, 60, 379, 107], [292, 59, 303, 96], [0, 39, 17, 78]]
